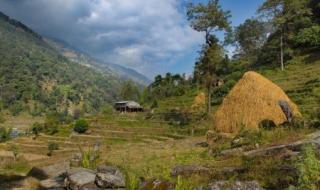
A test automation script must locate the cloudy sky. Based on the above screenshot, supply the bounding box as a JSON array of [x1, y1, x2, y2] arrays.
[[0, 0, 264, 79]]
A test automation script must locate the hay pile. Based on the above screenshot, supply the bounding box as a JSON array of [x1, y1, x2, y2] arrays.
[[212, 71, 301, 133], [191, 92, 206, 110]]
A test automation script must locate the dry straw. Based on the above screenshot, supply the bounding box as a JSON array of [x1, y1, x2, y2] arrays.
[[212, 71, 301, 133]]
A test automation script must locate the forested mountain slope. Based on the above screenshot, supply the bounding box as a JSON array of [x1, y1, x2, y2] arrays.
[[45, 38, 151, 86], [0, 12, 122, 115]]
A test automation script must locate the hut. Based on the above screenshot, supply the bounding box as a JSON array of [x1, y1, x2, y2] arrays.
[[114, 101, 144, 112]]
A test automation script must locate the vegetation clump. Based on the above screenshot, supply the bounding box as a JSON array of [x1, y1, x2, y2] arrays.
[[0, 127, 11, 142], [47, 142, 59, 156], [295, 145, 320, 189], [73, 119, 89, 134]]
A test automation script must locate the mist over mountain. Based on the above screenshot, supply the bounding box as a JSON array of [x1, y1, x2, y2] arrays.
[[45, 37, 151, 86]]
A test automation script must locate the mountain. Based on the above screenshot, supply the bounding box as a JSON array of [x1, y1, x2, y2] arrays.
[[0, 12, 126, 115], [45, 38, 151, 86]]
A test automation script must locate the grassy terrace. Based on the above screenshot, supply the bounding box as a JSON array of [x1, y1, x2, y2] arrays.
[[260, 53, 320, 117]]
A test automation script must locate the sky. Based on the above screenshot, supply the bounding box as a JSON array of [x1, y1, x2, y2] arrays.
[[0, 0, 264, 79]]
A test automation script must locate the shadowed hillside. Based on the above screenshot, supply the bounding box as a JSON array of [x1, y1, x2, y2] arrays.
[[0, 12, 124, 115]]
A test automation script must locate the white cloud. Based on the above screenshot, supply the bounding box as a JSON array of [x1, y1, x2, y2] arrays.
[[0, 0, 203, 78]]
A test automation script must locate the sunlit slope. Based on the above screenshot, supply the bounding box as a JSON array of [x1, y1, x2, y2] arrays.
[[260, 53, 320, 117]]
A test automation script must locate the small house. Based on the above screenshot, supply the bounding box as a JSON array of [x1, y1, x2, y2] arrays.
[[114, 101, 144, 112]]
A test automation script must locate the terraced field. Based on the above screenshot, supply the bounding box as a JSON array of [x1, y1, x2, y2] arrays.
[[260, 54, 320, 117], [0, 115, 190, 171]]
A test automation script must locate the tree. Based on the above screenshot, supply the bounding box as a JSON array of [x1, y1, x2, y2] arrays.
[[31, 122, 43, 138], [187, 0, 231, 113], [234, 19, 268, 56], [258, 0, 312, 70], [120, 80, 141, 102], [194, 36, 224, 113], [187, 0, 231, 46], [295, 25, 320, 48]]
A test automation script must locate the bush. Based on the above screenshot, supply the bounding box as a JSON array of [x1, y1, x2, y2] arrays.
[[47, 125, 59, 135], [31, 122, 43, 136], [291, 117, 306, 129], [47, 142, 59, 156], [151, 99, 158, 109], [311, 120, 320, 129], [9, 101, 24, 116], [0, 127, 11, 142], [295, 25, 320, 48], [74, 119, 89, 133], [259, 119, 276, 130]]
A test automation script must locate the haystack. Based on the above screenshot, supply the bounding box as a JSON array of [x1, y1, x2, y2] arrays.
[[212, 71, 301, 133], [191, 92, 206, 110]]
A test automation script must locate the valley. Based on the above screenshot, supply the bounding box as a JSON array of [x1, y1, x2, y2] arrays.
[[0, 0, 320, 189]]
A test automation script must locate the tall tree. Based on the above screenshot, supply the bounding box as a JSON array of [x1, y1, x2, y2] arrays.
[[120, 80, 141, 102], [258, 0, 312, 70], [187, 0, 231, 113], [194, 36, 224, 114], [234, 19, 268, 56]]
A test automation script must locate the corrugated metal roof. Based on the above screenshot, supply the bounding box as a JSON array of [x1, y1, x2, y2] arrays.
[[115, 101, 142, 108]]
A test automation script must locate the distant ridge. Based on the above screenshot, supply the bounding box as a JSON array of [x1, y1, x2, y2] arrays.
[[0, 11, 42, 40], [0, 11, 132, 115], [45, 37, 151, 86]]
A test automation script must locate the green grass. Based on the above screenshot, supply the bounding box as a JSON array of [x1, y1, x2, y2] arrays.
[[1, 159, 31, 174], [258, 53, 320, 118]]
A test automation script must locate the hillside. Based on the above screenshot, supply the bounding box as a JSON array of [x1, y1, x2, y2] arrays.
[[150, 53, 320, 121], [45, 38, 151, 86], [0, 12, 124, 115], [260, 54, 320, 117]]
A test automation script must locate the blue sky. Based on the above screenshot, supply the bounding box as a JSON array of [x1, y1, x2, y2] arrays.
[[0, 0, 265, 79], [169, 0, 265, 76]]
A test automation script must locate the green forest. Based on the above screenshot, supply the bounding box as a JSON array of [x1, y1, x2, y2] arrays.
[[0, 12, 123, 116]]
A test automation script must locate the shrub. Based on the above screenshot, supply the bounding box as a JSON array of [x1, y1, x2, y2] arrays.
[[9, 101, 24, 116], [47, 142, 59, 156], [311, 120, 320, 129], [291, 117, 306, 129], [259, 119, 276, 130], [31, 122, 43, 137], [74, 119, 89, 133], [0, 127, 11, 142], [151, 99, 158, 109], [47, 125, 59, 135], [296, 145, 320, 189]]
